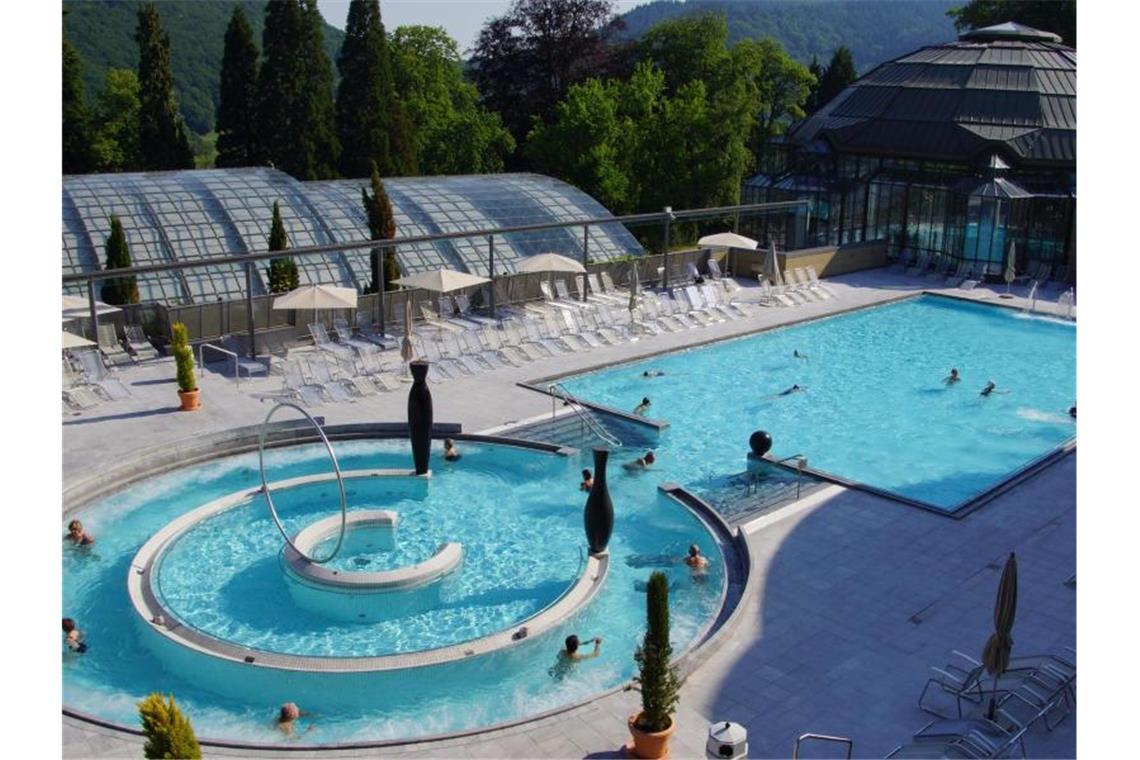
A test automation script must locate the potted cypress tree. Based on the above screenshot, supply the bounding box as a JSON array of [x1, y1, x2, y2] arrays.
[[170, 322, 199, 411], [627, 570, 681, 758], [138, 692, 201, 759]]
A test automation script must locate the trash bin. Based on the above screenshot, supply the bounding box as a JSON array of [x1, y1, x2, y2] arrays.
[[706, 720, 748, 759]]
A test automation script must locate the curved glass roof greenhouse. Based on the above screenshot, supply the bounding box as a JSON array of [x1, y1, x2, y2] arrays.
[[62, 168, 643, 304]]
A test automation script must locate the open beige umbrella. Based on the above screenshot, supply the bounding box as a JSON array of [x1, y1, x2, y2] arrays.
[[272, 284, 357, 330], [697, 232, 758, 250], [63, 331, 95, 350], [62, 294, 121, 321], [392, 268, 490, 293], [516, 253, 586, 274], [982, 552, 1018, 717]]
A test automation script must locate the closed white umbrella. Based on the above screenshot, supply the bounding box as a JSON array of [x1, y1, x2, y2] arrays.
[[392, 268, 490, 293], [516, 253, 586, 274], [1001, 242, 1017, 299], [697, 232, 758, 250], [763, 241, 784, 286], [63, 331, 95, 349], [400, 297, 415, 379]]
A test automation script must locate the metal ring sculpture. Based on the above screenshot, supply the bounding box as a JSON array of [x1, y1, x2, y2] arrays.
[[257, 401, 347, 564]]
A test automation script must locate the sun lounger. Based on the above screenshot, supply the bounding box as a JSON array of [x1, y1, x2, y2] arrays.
[[585, 273, 626, 305], [329, 317, 381, 356], [789, 269, 826, 301], [304, 355, 357, 402], [450, 293, 499, 326], [805, 265, 837, 298], [307, 323, 355, 359], [282, 359, 326, 406], [599, 270, 631, 299], [123, 324, 159, 361], [97, 323, 134, 366], [702, 283, 753, 317], [891, 248, 917, 273], [352, 314, 401, 350], [71, 348, 132, 400], [553, 279, 594, 310], [906, 251, 932, 277]]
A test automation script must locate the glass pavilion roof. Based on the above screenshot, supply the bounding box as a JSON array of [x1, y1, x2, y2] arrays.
[[63, 168, 643, 304]]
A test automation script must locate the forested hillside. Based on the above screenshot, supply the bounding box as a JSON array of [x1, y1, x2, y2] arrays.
[[64, 0, 345, 135], [620, 0, 958, 71]]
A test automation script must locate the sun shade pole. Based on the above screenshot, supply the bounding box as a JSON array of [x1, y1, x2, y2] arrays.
[[87, 279, 98, 341], [582, 225, 590, 303], [245, 261, 256, 358], [487, 234, 496, 318]]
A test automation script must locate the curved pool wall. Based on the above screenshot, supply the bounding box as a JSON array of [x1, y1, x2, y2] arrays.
[[63, 428, 733, 746]]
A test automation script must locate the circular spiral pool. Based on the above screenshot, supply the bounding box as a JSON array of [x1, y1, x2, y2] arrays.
[[63, 437, 725, 745]]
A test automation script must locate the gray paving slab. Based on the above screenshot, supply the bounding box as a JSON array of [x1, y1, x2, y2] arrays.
[[62, 271, 1076, 758]]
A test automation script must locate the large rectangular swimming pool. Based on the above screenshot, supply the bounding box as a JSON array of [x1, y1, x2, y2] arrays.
[[559, 295, 1076, 512]]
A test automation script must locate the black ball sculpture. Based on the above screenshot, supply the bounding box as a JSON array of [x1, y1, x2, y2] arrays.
[[749, 430, 773, 457]]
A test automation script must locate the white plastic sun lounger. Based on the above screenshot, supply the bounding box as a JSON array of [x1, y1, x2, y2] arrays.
[[805, 266, 837, 298], [450, 294, 498, 327], [789, 269, 826, 301], [332, 354, 379, 397], [600, 270, 631, 299], [677, 287, 721, 324], [330, 317, 380, 356], [557, 310, 604, 348], [435, 333, 485, 375], [305, 355, 357, 402], [585, 273, 626, 305], [282, 360, 326, 406], [702, 283, 752, 318], [72, 348, 132, 400], [123, 324, 159, 361]]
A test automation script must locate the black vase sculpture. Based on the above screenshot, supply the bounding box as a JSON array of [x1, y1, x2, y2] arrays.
[[408, 360, 433, 475], [583, 447, 614, 555]]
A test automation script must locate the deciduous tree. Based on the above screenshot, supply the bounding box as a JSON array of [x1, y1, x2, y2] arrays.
[[216, 7, 260, 168], [136, 3, 194, 170], [91, 69, 143, 172]]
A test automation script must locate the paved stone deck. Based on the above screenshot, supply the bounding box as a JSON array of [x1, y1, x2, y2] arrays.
[[62, 271, 1076, 758]]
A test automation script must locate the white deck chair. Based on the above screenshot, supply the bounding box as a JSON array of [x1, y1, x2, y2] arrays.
[[435, 333, 485, 375], [332, 354, 379, 397], [906, 251, 932, 277], [689, 284, 737, 319], [72, 348, 132, 400], [282, 360, 326, 406], [557, 310, 604, 348], [305, 355, 357, 402], [353, 313, 401, 350], [678, 287, 722, 323], [802, 266, 836, 298], [123, 325, 159, 361], [501, 319, 549, 360], [758, 277, 795, 307], [308, 323, 355, 359], [594, 303, 641, 339], [585, 273, 625, 305], [541, 311, 589, 351], [685, 261, 701, 283], [790, 269, 827, 301], [650, 292, 699, 329], [478, 326, 529, 364], [331, 317, 380, 356], [451, 294, 498, 326], [702, 283, 752, 317], [553, 279, 593, 310], [600, 271, 630, 299], [579, 308, 624, 344], [518, 317, 567, 356]]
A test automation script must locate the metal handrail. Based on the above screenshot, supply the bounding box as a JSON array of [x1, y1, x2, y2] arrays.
[[199, 343, 242, 387], [776, 453, 808, 500], [793, 733, 853, 759], [549, 384, 622, 448]]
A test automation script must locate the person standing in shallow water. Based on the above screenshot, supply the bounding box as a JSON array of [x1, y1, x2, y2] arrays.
[[944, 368, 960, 385], [580, 469, 593, 492]]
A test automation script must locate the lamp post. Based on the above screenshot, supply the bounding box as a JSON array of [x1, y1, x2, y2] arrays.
[[487, 234, 496, 318], [661, 206, 674, 289]]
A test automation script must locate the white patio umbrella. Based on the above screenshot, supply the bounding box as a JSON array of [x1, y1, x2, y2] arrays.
[[391, 268, 490, 293], [1001, 242, 1017, 299], [697, 232, 758, 250], [272, 284, 358, 328], [763, 241, 784, 287], [62, 294, 121, 321], [516, 253, 586, 274], [63, 331, 95, 350]]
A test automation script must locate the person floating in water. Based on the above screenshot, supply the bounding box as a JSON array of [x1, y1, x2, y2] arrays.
[[624, 451, 656, 471], [980, 380, 997, 397], [275, 702, 315, 737], [944, 368, 961, 385], [774, 384, 806, 397], [793, 350, 808, 360], [580, 469, 593, 492], [1069, 405, 1076, 419], [443, 438, 461, 461], [642, 370, 665, 377], [65, 520, 95, 546], [62, 618, 87, 654], [684, 544, 710, 575], [633, 397, 652, 416], [549, 634, 602, 680]]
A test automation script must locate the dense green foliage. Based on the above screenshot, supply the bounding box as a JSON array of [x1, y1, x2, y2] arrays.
[[170, 323, 197, 393], [64, 1, 344, 137], [620, 0, 957, 71], [266, 201, 298, 293], [258, 0, 340, 180], [948, 0, 1075, 46], [390, 26, 515, 175], [136, 3, 194, 170], [101, 215, 139, 305], [527, 14, 810, 217], [805, 46, 857, 114], [91, 69, 143, 172], [634, 571, 680, 734], [63, 34, 95, 174], [470, 0, 626, 167], [139, 692, 201, 759], [336, 0, 414, 177], [361, 161, 399, 293], [215, 7, 260, 167]]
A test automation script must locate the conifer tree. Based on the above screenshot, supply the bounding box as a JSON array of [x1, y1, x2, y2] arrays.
[[266, 201, 299, 293], [361, 160, 398, 293], [138, 693, 201, 760], [63, 35, 95, 174], [216, 7, 260, 167], [259, 0, 340, 179], [102, 216, 140, 305], [136, 3, 194, 170], [336, 0, 412, 177]]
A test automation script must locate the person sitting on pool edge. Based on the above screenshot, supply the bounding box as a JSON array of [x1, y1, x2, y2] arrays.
[[65, 519, 95, 546], [684, 544, 710, 573], [443, 439, 461, 461], [944, 368, 961, 385], [633, 397, 651, 416], [580, 469, 593, 492], [62, 618, 87, 653], [624, 451, 656, 471]]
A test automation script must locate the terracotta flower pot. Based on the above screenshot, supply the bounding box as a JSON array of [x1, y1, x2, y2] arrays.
[[178, 389, 201, 411], [626, 712, 675, 759]]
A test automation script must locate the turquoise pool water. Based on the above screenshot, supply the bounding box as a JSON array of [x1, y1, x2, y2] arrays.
[[561, 296, 1076, 510], [62, 440, 723, 743]]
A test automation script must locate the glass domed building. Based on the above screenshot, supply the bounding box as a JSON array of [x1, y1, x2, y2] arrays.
[[743, 22, 1075, 281]]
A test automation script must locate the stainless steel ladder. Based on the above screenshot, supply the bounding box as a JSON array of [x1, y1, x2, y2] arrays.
[[549, 383, 622, 448]]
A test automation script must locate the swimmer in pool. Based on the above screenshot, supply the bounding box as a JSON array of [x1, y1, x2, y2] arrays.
[[944, 368, 961, 385], [580, 469, 593, 492], [623, 451, 656, 471], [684, 544, 710, 572], [775, 384, 806, 397], [793, 350, 808, 360], [1069, 405, 1076, 419], [633, 397, 651, 416], [62, 618, 87, 653], [275, 702, 315, 737], [642, 370, 665, 377], [980, 380, 997, 397], [443, 438, 461, 461], [65, 520, 95, 546], [549, 634, 602, 680]]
